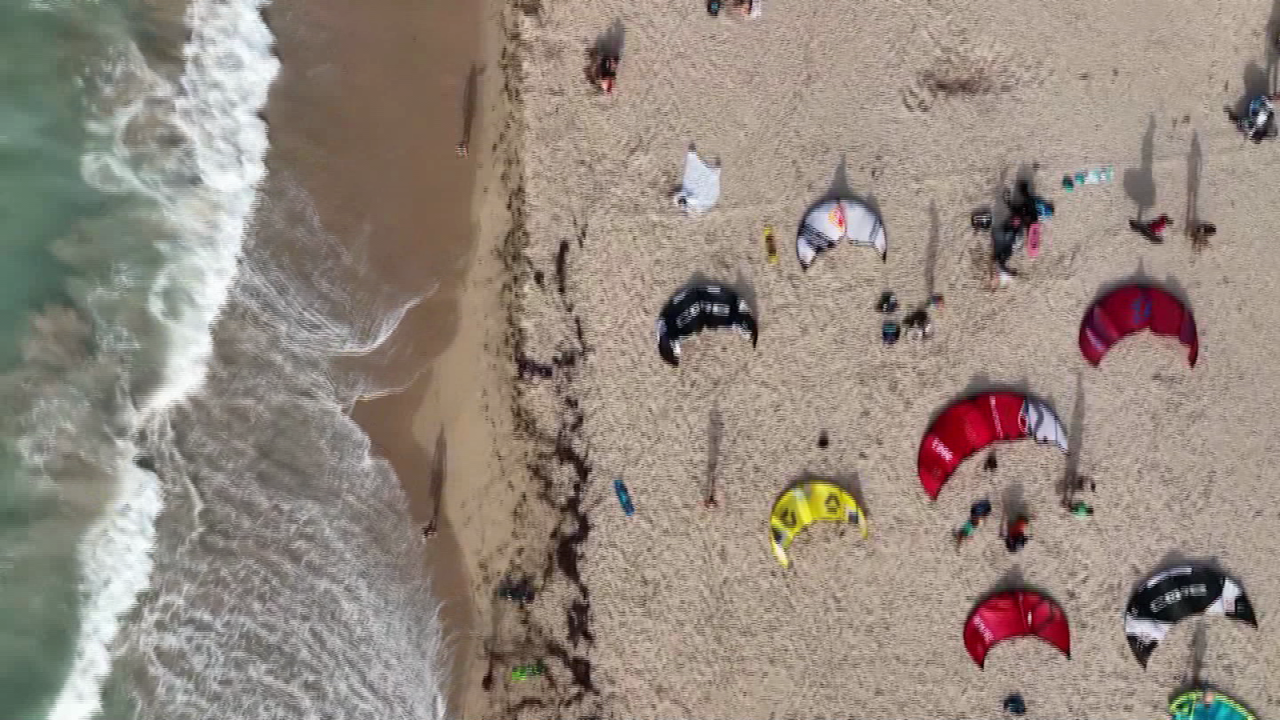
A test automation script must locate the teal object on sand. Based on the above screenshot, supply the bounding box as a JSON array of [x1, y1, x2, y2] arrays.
[[614, 477, 635, 516]]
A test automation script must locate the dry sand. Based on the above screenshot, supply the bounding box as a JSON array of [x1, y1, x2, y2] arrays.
[[464, 0, 1280, 717]]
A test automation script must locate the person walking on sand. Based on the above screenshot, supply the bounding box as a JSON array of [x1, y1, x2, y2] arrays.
[[1003, 514, 1030, 553]]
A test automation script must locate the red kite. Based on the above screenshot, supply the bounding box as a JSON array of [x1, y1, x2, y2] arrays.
[[964, 589, 1071, 668], [1079, 285, 1198, 367], [918, 392, 1068, 500]]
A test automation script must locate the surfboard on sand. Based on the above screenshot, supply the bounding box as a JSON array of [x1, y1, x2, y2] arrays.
[[764, 225, 778, 263]]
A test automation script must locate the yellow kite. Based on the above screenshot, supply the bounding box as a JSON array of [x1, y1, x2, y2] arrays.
[[769, 479, 868, 568]]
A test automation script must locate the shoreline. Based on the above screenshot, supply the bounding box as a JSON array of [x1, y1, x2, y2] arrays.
[[259, 0, 504, 715]]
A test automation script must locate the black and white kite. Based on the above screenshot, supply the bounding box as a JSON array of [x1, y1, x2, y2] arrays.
[[656, 284, 758, 366], [1124, 565, 1257, 668]]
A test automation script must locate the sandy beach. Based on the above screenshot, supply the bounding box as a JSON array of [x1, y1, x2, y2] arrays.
[[444, 0, 1280, 717], [268, 0, 1280, 715]]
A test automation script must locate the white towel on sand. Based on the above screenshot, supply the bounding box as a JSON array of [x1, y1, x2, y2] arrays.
[[673, 149, 721, 215]]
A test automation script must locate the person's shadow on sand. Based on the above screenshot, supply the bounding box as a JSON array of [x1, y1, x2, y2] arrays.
[[457, 64, 481, 154], [423, 428, 447, 537], [1124, 114, 1157, 221]]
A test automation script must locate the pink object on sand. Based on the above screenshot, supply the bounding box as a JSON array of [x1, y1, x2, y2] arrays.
[[1026, 222, 1042, 259]]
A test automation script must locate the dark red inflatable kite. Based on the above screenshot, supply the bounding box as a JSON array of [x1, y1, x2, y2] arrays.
[[1079, 285, 1198, 367], [918, 392, 1068, 500], [964, 589, 1071, 668]]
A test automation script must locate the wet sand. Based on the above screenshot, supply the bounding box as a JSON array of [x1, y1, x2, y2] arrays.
[[260, 0, 502, 715]]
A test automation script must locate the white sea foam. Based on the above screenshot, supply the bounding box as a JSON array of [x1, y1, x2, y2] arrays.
[[29, 0, 279, 718], [15, 0, 448, 714]]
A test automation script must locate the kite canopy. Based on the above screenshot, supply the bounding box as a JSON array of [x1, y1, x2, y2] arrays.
[[918, 392, 1068, 500], [1080, 285, 1199, 367], [1170, 691, 1257, 720], [964, 589, 1070, 668], [1125, 566, 1257, 668], [768, 479, 867, 568], [796, 197, 887, 269], [656, 284, 758, 367]]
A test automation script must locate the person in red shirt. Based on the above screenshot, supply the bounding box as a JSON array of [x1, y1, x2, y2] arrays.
[[1130, 214, 1172, 244], [1004, 514, 1030, 552]]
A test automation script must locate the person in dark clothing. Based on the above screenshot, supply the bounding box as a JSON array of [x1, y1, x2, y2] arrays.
[[990, 179, 1052, 287], [594, 55, 618, 93]]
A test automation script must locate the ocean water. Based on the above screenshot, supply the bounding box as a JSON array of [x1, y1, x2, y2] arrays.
[[0, 1, 448, 719]]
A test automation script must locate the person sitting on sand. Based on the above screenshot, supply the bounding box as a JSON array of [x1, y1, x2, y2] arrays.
[[954, 498, 992, 548], [1190, 222, 1216, 252], [585, 47, 619, 94]]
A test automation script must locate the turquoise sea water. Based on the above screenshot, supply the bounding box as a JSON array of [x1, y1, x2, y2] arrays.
[[0, 1, 448, 718], [0, 3, 117, 370], [1, 3, 130, 718]]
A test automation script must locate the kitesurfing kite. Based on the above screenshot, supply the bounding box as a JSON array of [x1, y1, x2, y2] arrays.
[[1170, 690, 1257, 720], [656, 284, 758, 367], [918, 392, 1068, 500], [796, 197, 887, 269], [964, 589, 1071, 668], [1080, 284, 1198, 366], [769, 479, 867, 568], [1125, 565, 1257, 668]]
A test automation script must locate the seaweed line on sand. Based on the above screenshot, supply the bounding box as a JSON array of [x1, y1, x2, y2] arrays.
[[479, 2, 604, 718]]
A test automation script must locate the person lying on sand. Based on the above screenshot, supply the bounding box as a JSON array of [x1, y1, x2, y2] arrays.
[[1130, 214, 1171, 244]]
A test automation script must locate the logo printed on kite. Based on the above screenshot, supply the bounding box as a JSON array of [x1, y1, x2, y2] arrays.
[[972, 616, 995, 644], [824, 493, 840, 514], [1150, 584, 1208, 613], [929, 437, 955, 464], [1131, 296, 1153, 326], [828, 203, 847, 231]]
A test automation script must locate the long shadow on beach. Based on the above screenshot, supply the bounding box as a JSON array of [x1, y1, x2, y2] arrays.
[[1059, 371, 1085, 504], [425, 428, 447, 535], [1267, 0, 1280, 88], [705, 404, 722, 504], [1124, 115, 1156, 221], [459, 63, 480, 151], [925, 200, 941, 298], [1185, 132, 1203, 233]]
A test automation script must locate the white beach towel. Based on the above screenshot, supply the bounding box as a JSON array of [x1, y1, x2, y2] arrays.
[[673, 149, 721, 215]]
